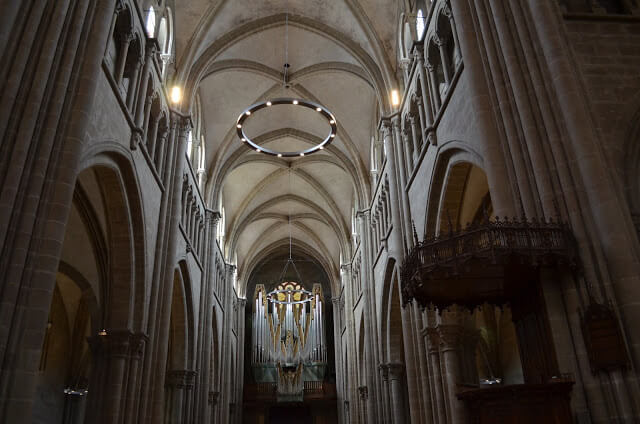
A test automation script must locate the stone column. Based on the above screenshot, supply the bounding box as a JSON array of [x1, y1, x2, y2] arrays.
[[149, 115, 192, 424], [235, 298, 246, 424], [426, 327, 446, 424], [425, 60, 442, 112], [408, 114, 420, 163], [332, 296, 346, 424], [438, 324, 467, 424], [414, 96, 427, 151], [0, 1, 115, 420], [414, 50, 436, 145], [166, 371, 187, 423], [357, 386, 368, 424], [356, 209, 382, 422], [387, 363, 407, 424], [401, 127, 414, 173], [378, 364, 392, 423], [115, 32, 134, 85], [135, 41, 157, 127], [123, 333, 148, 424], [183, 370, 197, 423], [391, 117, 413, 246], [436, 35, 453, 85], [208, 391, 219, 424]]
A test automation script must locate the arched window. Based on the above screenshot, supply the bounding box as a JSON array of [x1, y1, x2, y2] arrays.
[[416, 9, 426, 40], [187, 130, 193, 160], [217, 207, 226, 247], [145, 6, 156, 38], [157, 8, 174, 79]]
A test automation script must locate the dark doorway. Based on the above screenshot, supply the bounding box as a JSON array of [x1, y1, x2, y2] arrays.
[[268, 405, 312, 424]]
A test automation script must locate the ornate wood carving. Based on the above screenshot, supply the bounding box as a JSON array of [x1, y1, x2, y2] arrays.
[[401, 217, 578, 310]]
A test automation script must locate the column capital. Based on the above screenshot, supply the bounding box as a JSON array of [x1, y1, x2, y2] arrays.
[[378, 363, 389, 381], [379, 119, 393, 139], [206, 209, 222, 225], [387, 362, 405, 380], [225, 263, 237, 274], [208, 391, 220, 405], [437, 324, 464, 351], [425, 327, 440, 354], [129, 332, 149, 359], [166, 370, 197, 389], [340, 263, 352, 273], [358, 385, 368, 400], [356, 208, 370, 220], [391, 114, 402, 130]]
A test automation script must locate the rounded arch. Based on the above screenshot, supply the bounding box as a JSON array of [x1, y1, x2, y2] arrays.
[[424, 143, 486, 238], [380, 258, 405, 363], [76, 148, 147, 331]]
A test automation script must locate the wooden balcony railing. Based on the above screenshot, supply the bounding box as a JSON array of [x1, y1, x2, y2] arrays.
[[401, 217, 578, 309]]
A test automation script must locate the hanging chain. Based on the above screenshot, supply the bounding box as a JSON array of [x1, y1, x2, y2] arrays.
[[283, 6, 289, 88]]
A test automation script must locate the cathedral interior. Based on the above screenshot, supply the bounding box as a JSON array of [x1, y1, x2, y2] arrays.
[[2, 0, 640, 423]]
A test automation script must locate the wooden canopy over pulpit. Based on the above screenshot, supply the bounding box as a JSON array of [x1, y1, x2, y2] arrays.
[[401, 217, 579, 423]]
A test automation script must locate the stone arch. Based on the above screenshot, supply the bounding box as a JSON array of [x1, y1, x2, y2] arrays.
[[33, 262, 98, 423], [424, 144, 485, 238], [380, 259, 404, 364], [167, 262, 195, 371], [77, 149, 147, 331]]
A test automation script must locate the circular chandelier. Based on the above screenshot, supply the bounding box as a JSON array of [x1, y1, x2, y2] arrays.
[[236, 98, 337, 157]]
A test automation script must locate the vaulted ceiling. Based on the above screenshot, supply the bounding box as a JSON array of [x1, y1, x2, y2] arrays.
[[172, 0, 401, 296]]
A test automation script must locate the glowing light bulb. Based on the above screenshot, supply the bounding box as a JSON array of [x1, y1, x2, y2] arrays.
[[329, 120, 335, 124], [266, 101, 272, 106], [245, 111, 251, 116], [391, 89, 400, 107], [237, 124, 242, 128], [293, 100, 299, 105], [170, 86, 182, 104], [277, 153, 282, 157], [330, 134, 335, 138], [256, 148, 261, 152], [300, 153, 305, 156], [316, 107, 322, 112]]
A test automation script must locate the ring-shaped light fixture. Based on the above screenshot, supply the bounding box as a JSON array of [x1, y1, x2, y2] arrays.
[[236, 98, 337, 157]]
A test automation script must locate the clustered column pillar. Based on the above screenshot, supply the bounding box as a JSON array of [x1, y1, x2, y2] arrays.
[[438, 319, 467, 424], [387, 363, 406, 424], [425, 327, 447, 424]]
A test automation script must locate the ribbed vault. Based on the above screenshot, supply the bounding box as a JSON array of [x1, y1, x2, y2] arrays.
[[174, 0, 400, 295]]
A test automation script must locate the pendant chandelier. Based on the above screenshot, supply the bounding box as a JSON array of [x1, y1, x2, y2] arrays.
[[235, 10, 337, 157]]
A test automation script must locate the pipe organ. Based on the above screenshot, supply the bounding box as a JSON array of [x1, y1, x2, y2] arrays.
[[252, 282, 327, 402]]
